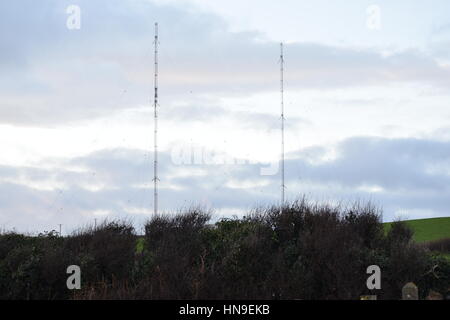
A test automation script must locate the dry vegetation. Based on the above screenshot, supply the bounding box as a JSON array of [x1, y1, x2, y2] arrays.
[[1, 199, 449, 300]]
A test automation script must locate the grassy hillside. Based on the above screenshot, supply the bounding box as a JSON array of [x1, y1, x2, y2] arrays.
[[384, 217, 450, 243]]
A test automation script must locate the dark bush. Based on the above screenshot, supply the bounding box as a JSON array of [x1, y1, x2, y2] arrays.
[[0, 230, 66, 299], [417, 253, 450, 298], [1, 201, 448, 300], [386, 220, 414, 245], [136, 200, 439, 300], [65, 221, 136, 285], [143, 209, 211, 299], [0, 221, 136, 299], [426, 238, 450, 254]]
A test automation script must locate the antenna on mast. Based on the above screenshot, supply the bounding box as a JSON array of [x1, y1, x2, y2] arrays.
[[280, 43, 285, 214], [153, 22, 159, 216]]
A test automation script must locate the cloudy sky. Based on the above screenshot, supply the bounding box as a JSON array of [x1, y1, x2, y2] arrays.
[[1, 0, 450, 233]]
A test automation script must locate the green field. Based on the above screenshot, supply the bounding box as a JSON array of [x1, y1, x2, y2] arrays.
[[136, 237, 145, 254], [384, 217, 450, 243]]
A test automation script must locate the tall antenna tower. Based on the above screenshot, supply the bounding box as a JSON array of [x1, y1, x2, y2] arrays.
[[153, 22, 159, 216], [280, 43, 285, 214]]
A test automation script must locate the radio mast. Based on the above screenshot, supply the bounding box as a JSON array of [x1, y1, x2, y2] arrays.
[[153, 23, 159, 216], [280, 43, 285, 214]]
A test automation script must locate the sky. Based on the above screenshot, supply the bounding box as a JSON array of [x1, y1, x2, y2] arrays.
[[1, 0, 450, 233]]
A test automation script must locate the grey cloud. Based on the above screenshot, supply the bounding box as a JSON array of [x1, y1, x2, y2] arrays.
[[289, 137, 450, 191]]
